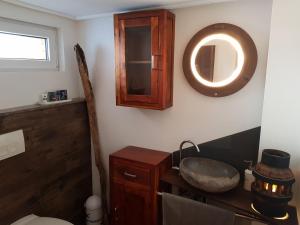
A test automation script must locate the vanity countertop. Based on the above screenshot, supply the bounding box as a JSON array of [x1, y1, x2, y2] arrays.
[[160, 169, 298, 225]]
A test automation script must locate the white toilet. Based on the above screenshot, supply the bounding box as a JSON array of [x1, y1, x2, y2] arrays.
[[11, 214, 73, 225]]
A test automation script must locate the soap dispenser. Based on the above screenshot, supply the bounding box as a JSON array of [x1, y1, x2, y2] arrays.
[[243, 160, 255, 191]]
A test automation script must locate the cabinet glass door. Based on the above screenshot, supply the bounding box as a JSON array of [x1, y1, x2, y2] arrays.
[[125, 26, 151, 95], [120, 17, 159, 103]]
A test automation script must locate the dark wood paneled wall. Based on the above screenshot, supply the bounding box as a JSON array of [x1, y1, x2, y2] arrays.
[[0, 99, 92, 225]]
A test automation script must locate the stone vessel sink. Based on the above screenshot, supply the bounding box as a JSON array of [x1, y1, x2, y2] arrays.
[[180, 157, 240, 193]]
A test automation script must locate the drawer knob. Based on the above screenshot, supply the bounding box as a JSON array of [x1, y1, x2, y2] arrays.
[[123, 171, 137, 178]]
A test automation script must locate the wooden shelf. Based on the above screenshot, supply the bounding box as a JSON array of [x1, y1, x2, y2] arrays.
[[160, 169, 298, 225], [0, 98, 85, 116]]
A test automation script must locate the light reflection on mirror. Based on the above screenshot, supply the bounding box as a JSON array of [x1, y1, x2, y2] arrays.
[[196, 40, 237, 83], [190, 34, 245, 88]]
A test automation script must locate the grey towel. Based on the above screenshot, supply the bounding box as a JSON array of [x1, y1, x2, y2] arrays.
[[162, 193, 235, 225]]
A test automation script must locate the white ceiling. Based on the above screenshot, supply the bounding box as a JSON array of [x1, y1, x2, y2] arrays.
[[3, 0, 237, 20]]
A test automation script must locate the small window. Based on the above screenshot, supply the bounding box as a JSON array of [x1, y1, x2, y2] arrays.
[[0, 32, 49, 60], [0, 17, 59, 71]]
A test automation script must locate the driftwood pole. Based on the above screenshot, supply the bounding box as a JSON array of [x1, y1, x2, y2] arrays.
[[74, 44, 108, 225]]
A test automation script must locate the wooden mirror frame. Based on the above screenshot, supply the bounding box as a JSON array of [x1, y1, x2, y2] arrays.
[[183, 23, 258, 97]]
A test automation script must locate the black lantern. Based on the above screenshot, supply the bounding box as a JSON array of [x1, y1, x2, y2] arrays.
[[251, 149, 295, 219]]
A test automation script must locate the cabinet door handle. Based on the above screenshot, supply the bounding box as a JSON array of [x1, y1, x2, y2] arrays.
[[114, 207, 119, 221], [151, 55, 155, 69], [152, 55, 159, 70], [123, 171, 137, 178]]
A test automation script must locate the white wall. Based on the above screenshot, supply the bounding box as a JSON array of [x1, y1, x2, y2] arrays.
[[0, 2, 80, 109], [77, 0, 273, 194], [259, 0, 300, 215]]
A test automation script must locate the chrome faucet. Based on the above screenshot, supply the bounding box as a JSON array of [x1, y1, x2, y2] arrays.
[[172, 140, 200, 170]]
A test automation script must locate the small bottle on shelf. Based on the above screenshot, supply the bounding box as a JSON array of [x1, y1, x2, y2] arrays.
[[243, 160, 255, 191]]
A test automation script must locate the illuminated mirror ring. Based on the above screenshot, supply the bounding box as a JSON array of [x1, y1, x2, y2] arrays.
[[183, 23, 258, 97], [190, 34, 245, 88]]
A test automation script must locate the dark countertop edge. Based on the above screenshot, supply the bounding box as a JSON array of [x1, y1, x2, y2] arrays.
[[0, 98, 86, 116]]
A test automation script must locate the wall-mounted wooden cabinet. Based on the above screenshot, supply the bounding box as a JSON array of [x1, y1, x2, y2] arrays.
[[114, 10, 175, 110]]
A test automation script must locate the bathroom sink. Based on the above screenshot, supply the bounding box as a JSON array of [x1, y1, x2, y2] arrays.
[[180, 157, 240, 193]]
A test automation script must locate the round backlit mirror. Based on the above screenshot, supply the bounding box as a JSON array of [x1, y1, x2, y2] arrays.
[[183, 23, 257, 97]]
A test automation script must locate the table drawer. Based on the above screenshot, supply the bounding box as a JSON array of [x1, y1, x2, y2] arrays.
[[112, 159, 151, 186]]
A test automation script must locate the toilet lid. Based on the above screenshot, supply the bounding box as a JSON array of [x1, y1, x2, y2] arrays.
[[12, 215, 73, 225]]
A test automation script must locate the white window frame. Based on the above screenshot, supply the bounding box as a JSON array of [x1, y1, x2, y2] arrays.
[[0, 17, 59, 71]]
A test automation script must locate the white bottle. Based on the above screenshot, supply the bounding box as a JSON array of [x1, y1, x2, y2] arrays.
[[243, 160, 255, 191]]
